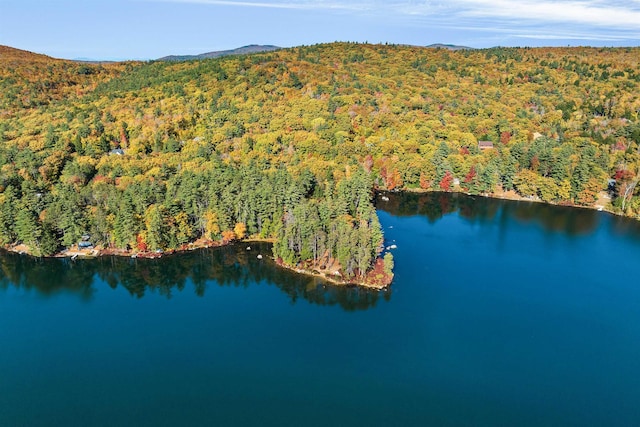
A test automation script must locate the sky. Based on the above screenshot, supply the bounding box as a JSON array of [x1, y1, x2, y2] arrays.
[[1, 0, 639, 60]]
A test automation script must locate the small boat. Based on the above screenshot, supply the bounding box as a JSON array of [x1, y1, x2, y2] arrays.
[[257, 254, 263, 259]]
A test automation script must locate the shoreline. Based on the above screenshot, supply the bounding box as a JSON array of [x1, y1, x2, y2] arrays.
[[397, 186, 616, 215], [3, 187, 624, 289], [4, 237, 391, 290], [272, 259, 391, 291], [5, 237, 274, 261]]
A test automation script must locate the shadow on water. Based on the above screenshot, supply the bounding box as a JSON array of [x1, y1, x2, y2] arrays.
[[378, 191, 640, 238], [0, 242, 388, 311]]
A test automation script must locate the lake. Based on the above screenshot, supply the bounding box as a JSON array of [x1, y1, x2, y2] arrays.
[[2, 192, 640, 426]]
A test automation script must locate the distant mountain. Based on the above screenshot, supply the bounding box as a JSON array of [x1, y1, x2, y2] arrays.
[[72, 58, 119, 64], [158, 45, 281, 61], [425, 43, 474, 51]]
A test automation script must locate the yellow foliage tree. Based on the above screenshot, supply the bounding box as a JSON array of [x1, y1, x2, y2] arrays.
[[204, 211, 220, 240], [234, 222, 247, 240]]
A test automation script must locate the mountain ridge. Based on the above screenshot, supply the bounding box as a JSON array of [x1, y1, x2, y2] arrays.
[[157, 44, 281, 61], [0, 45, 62, 63], [425, 43, 474, 51]]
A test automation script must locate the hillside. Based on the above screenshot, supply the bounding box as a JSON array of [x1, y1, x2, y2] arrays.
[[0, 42, 638, 281], [157, 44, 280, 61], [0, 45, 58, 63], [0, 45, 128, 111]]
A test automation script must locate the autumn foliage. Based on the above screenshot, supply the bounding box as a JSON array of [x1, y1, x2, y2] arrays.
[[0, 41, 639, 261], [440, 171, 454, 191]]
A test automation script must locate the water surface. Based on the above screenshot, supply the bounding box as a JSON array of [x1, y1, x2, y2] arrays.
[[2, 192, 640, 426]]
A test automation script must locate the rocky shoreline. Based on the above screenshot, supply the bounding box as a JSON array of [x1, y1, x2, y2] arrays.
[[274, 256, 393, 290]]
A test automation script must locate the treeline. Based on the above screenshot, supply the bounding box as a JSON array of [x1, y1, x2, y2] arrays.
[[0, 45, 127, 110], [273, 169, 382, 277], [0, 42, 639, 270], [0, 242, 385, 310], [0, 152, 382, 280]]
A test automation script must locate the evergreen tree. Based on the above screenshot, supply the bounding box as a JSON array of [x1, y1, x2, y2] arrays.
[[0, 185, 18, 244]]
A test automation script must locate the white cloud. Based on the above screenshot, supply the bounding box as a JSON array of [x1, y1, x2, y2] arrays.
[[455, 0, 640, 30], [146, 0, 640, 28], [138, 0, 640, 44]]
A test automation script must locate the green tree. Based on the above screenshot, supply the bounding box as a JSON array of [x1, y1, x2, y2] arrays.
[[0, 185, 18, 244]]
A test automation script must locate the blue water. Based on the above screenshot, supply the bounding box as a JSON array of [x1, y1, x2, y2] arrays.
[[1, 192, 640, 426]]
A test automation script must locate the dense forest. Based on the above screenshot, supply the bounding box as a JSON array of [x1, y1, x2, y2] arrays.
[[0, 43, 638, 281]]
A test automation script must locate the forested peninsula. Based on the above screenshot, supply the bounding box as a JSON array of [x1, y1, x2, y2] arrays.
[[0, 43, 639, 286]]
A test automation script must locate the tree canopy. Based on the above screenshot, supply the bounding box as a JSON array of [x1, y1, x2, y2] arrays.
[[0, 43, 639, 274]]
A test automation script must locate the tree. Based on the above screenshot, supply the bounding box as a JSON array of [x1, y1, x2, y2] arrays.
[[15, 207, 41, 250], [462, 165, 479, 193], [571, 157, 592, 200], [113, 194, 139, 249], [0, 185, 18, 244], [48, 183, 88, 247], [513, 170, 539, 197], [419, 172, 430, 190], [174, 211, 194, 245], [383, 252, 394, 276], [576, 177, 602, 206], [501, 153, 517, 191], [439, 170, 454, 191], [221, 230, 236, 243], [616, 169, 640, 213], [203, 210, 220, 240], [39, 221, 60, 256], [478, 163, 498, 194], [144, 204, 167, 250], [234, 222, 247, 240], [500, 131, 511, 145]]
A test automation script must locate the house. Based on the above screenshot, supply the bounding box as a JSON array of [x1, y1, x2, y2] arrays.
[[78, 241, 93, 249], [109, 148, 125, 156], [478, 140, 494, 150]]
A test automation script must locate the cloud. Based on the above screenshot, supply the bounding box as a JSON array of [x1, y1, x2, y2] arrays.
[[139, 0, 640, 43], [454, 0, 640, 30], [146, 0, 640, 28]]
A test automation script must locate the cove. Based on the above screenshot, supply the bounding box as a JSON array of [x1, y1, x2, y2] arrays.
[[1, 192, 640, 426]]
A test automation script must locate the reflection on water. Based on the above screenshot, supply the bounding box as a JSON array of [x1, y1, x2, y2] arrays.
[[0, 242, 387, 311], [4, 193, 640, 311], [3, 191, 640, 427], [378, 191, 640, 238]]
